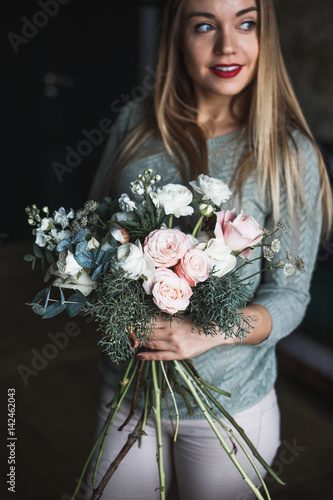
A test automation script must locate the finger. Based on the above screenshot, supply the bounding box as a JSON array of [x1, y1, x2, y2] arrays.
[[144, 340, 173, 351], [136, 350, 185, 361]]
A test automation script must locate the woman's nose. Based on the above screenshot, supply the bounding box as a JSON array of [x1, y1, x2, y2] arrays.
[[214, 29, 237, 55]]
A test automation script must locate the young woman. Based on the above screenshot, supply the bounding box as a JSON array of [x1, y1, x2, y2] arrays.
[[88, 0, 332, 498]]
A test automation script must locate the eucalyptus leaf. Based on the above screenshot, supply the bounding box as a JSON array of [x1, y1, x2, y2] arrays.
[[91, 264, 104, 281], [32, 287, 51, 305], [66, 291, 87, 317], [57, 239, 71, 252], [42, 302, 67, 319], [33, 243, 44, 259], [24, 254, 35, 262], [72, 231, 89, 245], [26, 303, 47, 316], [45, 249, 55, 265], [75, 241, 95, 268], [59, 287, 65, 305]]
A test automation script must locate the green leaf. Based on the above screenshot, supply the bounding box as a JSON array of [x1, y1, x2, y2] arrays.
[[33, 243, 44, 259], [32, 287, 50, 305], [75, 241, 95, 268], [59, 287, 65, 305], [45, 249, 55, 265], [42, 302, 67, 319], [66, 291, 87, 317], [24, 254, 35, 262], [26, 303, 47, 316]]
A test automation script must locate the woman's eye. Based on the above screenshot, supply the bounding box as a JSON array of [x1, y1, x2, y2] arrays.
[[194, 23, 214, 33], [240, 20, 256, 31]]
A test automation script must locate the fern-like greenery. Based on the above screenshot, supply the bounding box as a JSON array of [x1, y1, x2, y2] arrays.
[[84, 271, 159, 363], [187, 271, 254, 340]]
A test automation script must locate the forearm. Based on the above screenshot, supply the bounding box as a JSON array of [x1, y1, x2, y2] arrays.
[[238, 304, 272, 345]]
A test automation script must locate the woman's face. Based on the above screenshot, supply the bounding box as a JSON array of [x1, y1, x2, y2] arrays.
[[180, 0, 259, 104]]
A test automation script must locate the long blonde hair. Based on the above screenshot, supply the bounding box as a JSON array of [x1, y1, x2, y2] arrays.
[[107, 0, 332, 238]]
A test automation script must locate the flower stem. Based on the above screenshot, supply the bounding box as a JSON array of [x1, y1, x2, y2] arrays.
[[192, 215, 204, 238], [173, 360, 267, 500], [199, 383, 285, 485], [168, 215, 173, 229], [152, 361, 165, 500], [92, 357, 139, 487], [160, 361, 179, 442]]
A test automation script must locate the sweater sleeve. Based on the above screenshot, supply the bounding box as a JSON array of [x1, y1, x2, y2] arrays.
[[88, 100, 148, 201], [252, 130, 323, 348]]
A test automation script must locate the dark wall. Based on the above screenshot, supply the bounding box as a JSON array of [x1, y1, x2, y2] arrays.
[[1, 0, 333, 244], [1, 0, 143, 241]]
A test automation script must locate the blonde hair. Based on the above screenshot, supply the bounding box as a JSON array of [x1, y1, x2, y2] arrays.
[[107, 0, 332, 238]]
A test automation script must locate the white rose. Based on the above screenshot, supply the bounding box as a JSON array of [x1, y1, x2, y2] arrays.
[[156, 184, 194, 218], [56, 251, 82, 278], [112, 240, 155, 280], [52, 271, 98, 296], [50, 250, 98, 296], [200, 238, 237, 277], [119, 193, 137, 212], [189, 174, 232, 207]]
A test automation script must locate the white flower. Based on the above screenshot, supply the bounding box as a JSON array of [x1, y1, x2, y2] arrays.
[[199, 238, 237, 277], [110, 227, 129, 244], [264, 246, 274, 262], [190, 174, 232, 207], [40, 217, 54, 231], [284, 263, 295, 276], [130, 180, 145, 196], [50, 228, 72, 244], [34, 228, 47, 247], [53, 207, 75, 229], [199, 203, 215, 217], [156, 184, 194, 218], [149, 191, 160, 208], [112, 211, 137, 223], [119, 194, 137, 212], [52, 271, 98, 296], [112, 240, 155, 280], [87, 237, 100, 250], [271, 239, 281, 253], [49, 250, 98, 296], [56, 251, 82, 278]]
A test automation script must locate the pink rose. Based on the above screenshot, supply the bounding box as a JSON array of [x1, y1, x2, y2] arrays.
[[144, 267, 193, 315], [144, 228, 189, 268], [175, 248, 210, 286], [215, 209, 264, 258]]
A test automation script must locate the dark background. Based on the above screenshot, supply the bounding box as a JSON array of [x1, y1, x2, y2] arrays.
[[0, 1, 332, 499]]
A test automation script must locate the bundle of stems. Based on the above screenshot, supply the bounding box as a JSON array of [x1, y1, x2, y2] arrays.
[[71, 355, 285, 500]]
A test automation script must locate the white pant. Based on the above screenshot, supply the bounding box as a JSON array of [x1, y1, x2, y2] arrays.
[[85, 382, 280, 500]]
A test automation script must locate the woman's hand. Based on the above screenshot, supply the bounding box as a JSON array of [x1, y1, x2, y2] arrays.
[[135, 304, 272, 361], [136, 314, 232, 361]]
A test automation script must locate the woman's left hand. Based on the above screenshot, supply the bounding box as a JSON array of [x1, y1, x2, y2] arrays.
[[136, 314, 233, 361]]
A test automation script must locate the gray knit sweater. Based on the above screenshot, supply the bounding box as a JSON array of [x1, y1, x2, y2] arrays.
[[89, 100, 322, 418]]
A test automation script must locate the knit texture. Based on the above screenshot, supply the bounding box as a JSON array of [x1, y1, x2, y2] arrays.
[[89, 100, 322, 418]]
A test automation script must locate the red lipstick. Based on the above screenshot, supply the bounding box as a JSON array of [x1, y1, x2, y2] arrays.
[[210, 64, 243, 79]]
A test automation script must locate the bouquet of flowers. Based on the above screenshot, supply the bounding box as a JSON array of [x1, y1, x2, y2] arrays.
[[25, 169, 302, 500]]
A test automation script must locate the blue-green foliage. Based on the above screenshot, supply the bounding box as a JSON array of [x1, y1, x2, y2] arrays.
[[84, 271, 159, 364], [26, 286, 88, 319], [187, 271, 254, 341]]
